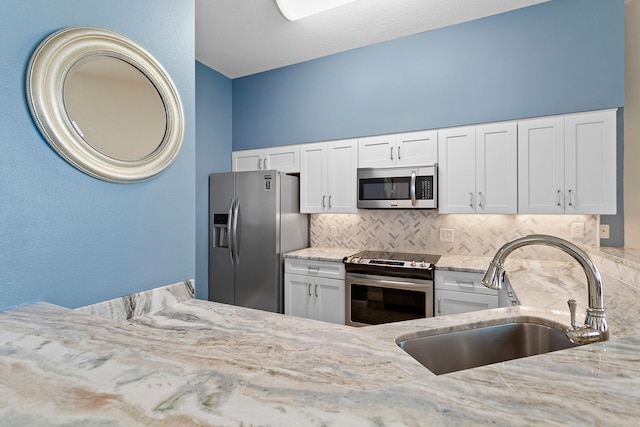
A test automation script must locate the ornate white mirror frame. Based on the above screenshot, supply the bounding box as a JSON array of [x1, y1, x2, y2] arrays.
[[27, 26, 185, 183]]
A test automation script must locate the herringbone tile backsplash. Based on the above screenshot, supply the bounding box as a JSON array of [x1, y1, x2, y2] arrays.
[[311, 212, 598, 260]]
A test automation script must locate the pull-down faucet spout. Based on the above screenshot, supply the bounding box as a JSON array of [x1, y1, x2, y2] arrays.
[[481, 235, 608, 344]]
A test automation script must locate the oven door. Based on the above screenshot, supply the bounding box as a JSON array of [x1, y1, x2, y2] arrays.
[[357, 166, 437, 209], [345, 272, 434, 326]]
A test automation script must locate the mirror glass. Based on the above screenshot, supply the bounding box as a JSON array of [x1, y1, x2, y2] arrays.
[[63, 56, 167, 161]]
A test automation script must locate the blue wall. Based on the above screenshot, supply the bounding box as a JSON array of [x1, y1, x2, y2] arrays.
[[0, 0, 195, 310], [195, 61, 233, 300], [233, 0, 624, 150]]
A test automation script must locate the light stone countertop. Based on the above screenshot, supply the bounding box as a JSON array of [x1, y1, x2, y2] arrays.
[[284, 246, 361, 262], [1, 256, 640, 425]]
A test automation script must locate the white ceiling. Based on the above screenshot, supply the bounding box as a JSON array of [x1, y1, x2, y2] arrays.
[[195, 0, 549, 79]]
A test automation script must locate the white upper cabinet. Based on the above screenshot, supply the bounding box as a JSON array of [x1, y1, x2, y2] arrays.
[[438, 126, 476, 213], [518, 109, 616, 214], [326, 139, 358, 213], [357, 134, 394, 168], [518, 116, 565, 213], [232, 145, 300, 173], [475, 122, 518, 214], [232, 149, 262, 172], [300, 142, 326, 213], [565, 110, 617, 214], [358, 130, 437, 168], [438, 123, 517, 214], [300, 139, 358, 213]]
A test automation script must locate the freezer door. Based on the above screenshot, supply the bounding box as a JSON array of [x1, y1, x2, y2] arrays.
[[209, 172, 236, 305], [234, 170, 281, 312]]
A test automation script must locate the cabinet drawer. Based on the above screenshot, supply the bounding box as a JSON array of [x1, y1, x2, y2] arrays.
[[435, 289, 499, 317], [434, 270, 497, 296], [285, 258, 345, 280]]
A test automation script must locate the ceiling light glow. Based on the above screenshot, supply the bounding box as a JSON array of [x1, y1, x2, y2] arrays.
[[274, 0, 357, 21]]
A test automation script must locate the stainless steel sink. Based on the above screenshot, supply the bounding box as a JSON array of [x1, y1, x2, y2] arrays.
[[397, 322, 581, 375]]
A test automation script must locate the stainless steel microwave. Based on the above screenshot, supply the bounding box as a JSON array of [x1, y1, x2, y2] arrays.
[[357, 165, 437, 209]]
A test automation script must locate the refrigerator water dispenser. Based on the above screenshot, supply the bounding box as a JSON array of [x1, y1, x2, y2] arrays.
[[212, 213, 229, 248]]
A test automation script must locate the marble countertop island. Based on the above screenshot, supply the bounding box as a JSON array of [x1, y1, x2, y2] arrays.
[[2, 253, 640, 425]]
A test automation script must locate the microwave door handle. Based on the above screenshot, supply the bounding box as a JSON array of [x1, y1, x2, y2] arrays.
[[410, 170, 417, 206]]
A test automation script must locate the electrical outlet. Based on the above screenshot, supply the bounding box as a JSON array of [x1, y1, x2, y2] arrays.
[[571, 222, 585, 240], [439, 228, 454, 242], [600, 224, 610, 239]]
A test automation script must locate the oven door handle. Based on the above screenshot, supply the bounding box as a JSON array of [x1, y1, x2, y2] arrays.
[[410, 170, 417, 206], [346, 272, 433, 290]]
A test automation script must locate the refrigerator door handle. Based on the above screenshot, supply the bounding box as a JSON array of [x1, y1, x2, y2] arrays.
[[232, 197, 241, 264], [227, 197, 235, 264]]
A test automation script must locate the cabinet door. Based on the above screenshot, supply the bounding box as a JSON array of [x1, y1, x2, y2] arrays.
[[437, 127, 476, 213], [358, 135, 395, 168], [327, 139, 358, 213], [395, 130, 438, 167], [564, 110, 617, 214], [435, 289, 498, 317], [300, 142, 327, 213], [284, 274, 312, 319], [312, 277, 345, 324], [518, 117, 565, 214], [475, 123, 517, 214], [232, 149, 262, 172], [264, 145, 300, 173]]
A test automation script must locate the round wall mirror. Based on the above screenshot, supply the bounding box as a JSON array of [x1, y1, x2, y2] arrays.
[[27, 27, 184, 183]]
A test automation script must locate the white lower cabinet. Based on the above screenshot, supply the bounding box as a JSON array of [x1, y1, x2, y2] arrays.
[[284, 259, 345, 324], [434, 270, 498, 317]]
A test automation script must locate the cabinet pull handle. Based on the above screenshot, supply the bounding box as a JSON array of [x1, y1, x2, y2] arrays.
[[469, 192, 474, 208], [264, 158, 269, 169], [329, 195, 332, 208], [322, 195, 326, 208], [556, 190, 562, 207], [478, 192, 483, 208], [456, 280, 475, 287], [568, 189, 573, 206], [437, 298, 442, 314], [398, 146, 401, 159], [258, 158, 263, 170], [390, 147, 394, 160], [315, 284, 319, 298], [308, 283, 312, 296]]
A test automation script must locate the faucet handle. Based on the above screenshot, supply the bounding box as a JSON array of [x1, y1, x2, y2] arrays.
[[567, 299, 578, 328]]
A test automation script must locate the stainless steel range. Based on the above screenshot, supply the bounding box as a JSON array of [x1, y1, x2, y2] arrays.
[[344, 251, 440, 326]]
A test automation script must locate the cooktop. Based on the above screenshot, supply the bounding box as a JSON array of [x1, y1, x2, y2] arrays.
[[343, 250, 440, 270]]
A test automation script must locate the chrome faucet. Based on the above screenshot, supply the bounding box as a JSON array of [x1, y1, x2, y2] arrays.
[[481, 234, 609, 344]]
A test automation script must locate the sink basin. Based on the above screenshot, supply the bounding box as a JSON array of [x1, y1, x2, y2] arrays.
[[397, 322, 581, 375]]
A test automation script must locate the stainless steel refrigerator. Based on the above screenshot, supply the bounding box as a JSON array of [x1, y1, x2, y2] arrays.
[[209, 170, 308, 313]]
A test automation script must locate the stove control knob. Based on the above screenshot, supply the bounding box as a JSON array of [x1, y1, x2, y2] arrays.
[[421, 261, 428, 268], [411, 260, 417, 267]]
